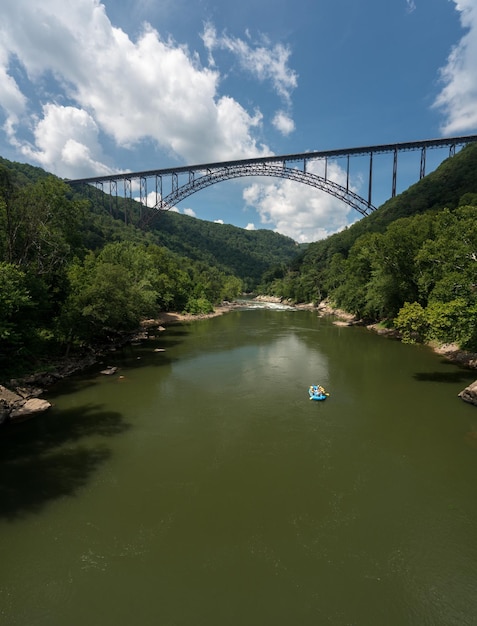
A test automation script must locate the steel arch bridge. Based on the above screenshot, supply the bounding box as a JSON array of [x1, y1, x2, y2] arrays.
[[68, 134, 477, 222], [157, 162, 373, 217]]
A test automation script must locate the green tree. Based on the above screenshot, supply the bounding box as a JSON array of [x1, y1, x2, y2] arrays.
[[6, 177, 86, 273], [332, 233, 379, 317], [58, 244, 159, 347], [424, 299, 474, 346], [0, 263, 31, 340], [394, 301, 428, 343], [220, 275, 243, 301], [395, 298, 477, 350], [0, 166, 15, 262], [363, 214, 434, 319], [416, 206, 477, 305], [184, 295, 214, 315]]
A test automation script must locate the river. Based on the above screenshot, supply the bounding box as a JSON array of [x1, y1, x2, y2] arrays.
[[1, 305, 477, 625]]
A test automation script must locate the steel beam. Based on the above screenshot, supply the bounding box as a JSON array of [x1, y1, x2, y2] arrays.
[[392, 147, 398, 197]]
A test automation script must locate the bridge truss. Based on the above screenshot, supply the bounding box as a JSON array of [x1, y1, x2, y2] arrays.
[[68, 134, 477, 221]]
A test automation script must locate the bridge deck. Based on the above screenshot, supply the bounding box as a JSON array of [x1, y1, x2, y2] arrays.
[[68, 134, 477, 185]]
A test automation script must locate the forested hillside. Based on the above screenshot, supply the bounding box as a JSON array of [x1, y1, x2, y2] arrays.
[[0, 157, 299, 379], [0, 156, 299, 291], [261, 142, 477, 351], [142, 211, 300, 291]]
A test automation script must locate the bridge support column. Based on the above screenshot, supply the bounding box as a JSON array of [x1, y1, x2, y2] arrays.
[[172, 172, 178, 195], [368, 152, 373, 208], [420, 147, 426, 179], [392, 147, 398, 197], [155, 175, 162, 209], [109, 180, 117, 215], [139, 176, 148, 219], [123, 178, 132, 225]]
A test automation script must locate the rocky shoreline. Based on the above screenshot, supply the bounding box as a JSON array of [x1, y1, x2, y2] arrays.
[[0, 305, 235, 426], [316, 302, 477, 406], [2, 297, 477, 422]]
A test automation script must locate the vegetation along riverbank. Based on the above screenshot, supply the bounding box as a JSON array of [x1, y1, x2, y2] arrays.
[[2, 141, 477, 418]]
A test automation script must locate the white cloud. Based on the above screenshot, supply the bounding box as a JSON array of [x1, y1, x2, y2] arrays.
[[214, 219, 224, 224], [201, 22, 218, 68], [20, 103, 112, 178], [245, 223, 256, 230], [434, 0, 477, 134], [201, 23, 298, 104], [183, 207, 196, 217], [272, 110, 295, 136], [0, 49, 27, 142], [0, 0, 273, 176], [242, 160, 359, 243], [136, 190, 163, 208], [406, 0, 416, 13]]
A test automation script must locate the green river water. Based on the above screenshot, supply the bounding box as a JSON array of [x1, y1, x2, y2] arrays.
[[1, 305, 477, 625]]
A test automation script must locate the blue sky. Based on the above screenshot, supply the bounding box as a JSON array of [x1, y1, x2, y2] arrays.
[[1, 0, 476, 242]]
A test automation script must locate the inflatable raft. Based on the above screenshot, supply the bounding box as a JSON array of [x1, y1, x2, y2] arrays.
[[308, 385, 328, 401]]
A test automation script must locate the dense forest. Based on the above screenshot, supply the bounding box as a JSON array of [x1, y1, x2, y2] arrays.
[[260, 142, 477, 351], [0, 157, 297, 379]]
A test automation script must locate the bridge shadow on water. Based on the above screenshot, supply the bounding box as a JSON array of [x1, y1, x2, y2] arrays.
[[0, 402, 130, 521]]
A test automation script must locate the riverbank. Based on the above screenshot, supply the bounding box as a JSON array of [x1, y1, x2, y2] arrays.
[[308, 298, 477, 370], [256, 298, 477, 371], [148, 303, 234, 326], [0, 303, 237, 424], [364, 324, 477, 370], [316, 301, 477, 405], [2, 297, 477, 421]]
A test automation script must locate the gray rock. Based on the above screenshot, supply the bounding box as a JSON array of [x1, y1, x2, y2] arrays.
[[0, 384, 51, 424], [10, 398, 51, 421], [458, 380, 477, 406]]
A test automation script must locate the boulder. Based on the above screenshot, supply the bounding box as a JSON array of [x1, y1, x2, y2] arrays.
[[0, 384, 51, 424], [458, 380, 477, 406], [0, 384, 22, 405], [10, 398, 51, 422]]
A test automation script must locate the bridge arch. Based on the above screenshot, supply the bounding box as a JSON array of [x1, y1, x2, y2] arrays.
[[68, 135, 477, 225], [155, 162, 375, 218]]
